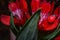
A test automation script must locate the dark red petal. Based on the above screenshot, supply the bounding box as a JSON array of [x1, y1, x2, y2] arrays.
[[24, 12, 30, 19], [19, 0, 28, 12], [16, 0, 20, 9], [38, 20, 44, 30], [19, 13, 27, 26], [31, 0, 40, 14], [59, 14, 60, 23], [54, 6, 60, 16], [14, 18, 21, 25], [43, 19, 58, 31], [50, 2, 55, 14], [1, 15, 20, 26], [21, 0, 30, 19], [54, 35, 60, 40], [41, 2, 51, 14], [8, 2, 18, 11], [1, 15, 10, 26], [19, 0, 30, 19], [23, 0, 28, 12]]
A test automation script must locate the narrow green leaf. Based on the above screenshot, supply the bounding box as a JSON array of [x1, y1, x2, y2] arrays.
[[16, 9, 40, 40], [43, 24, 60, 40], [10, 13, 19, 36]]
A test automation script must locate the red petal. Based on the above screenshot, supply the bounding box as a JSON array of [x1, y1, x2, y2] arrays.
[[59, 14, 60, 22], [38, 18, 59, 31], [54, 6, 60, 16], [1, 15, 20, 26], [8, 2, 18, 11], [31, 0, 40, 14], [19, 0, 30, 19], [1, 15, 10, 26], [43, 19, 58, 31], [54, 35, 60, 40], [24, 12, 30, 19], [19, 13, 27, 25], [19, 0, 28, 12], [16, 0, 20, 9], [38, 19, 44, 30], [41, 2, 51, 14], [50, 2, 55, 14]]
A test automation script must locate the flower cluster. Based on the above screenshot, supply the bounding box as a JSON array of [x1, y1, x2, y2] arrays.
[[38, 4, 60, 31], [0, 0, 60, 39], [1, 0, 31, 26], [1, 0, 60, 30]]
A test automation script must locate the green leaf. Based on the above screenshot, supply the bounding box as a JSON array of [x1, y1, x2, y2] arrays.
[[10, 13, 19, 36], [43, 24, 60, 40], [16, 9, 40, 40]]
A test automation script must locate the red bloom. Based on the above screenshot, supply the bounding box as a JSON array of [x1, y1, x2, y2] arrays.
[[38, 3, 59, 31], [44, 18, 58, 31], [31, 0, 40, 14], [38, 16, 58, 31], [8, 2, 29, 26], [54, 35, 60, 40]]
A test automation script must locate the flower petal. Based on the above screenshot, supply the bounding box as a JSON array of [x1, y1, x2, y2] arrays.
[[54, 6, 60, 16], [31, 0, 40, 14], [8, 2, 18, 11], [1, 15, 10, 26], [54, 35, 60, 40], [1, 15, 20, 26], [41, 2, 51, 14], [43, 19, 59, 31]]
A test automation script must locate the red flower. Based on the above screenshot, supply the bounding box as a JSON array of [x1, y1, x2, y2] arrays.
[[31, 0, 40, 14], [54, 35, 60, 40], [8, 2, 30, 26], [38, 3, 59, 31], [38, 16, 58, 31]]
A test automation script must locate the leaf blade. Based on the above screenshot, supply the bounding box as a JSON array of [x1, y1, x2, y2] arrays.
[[17, 9, 40, 40], [43, 24, 60, 40], [10, 13, 19, 36]]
